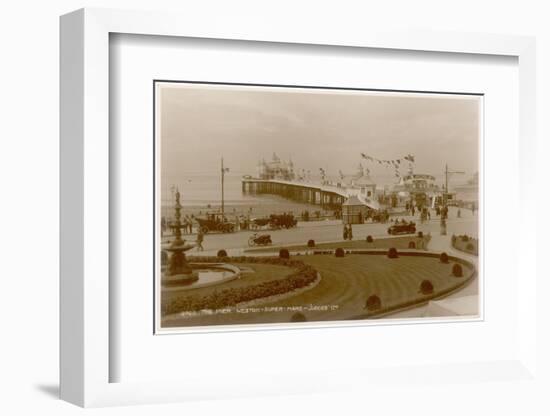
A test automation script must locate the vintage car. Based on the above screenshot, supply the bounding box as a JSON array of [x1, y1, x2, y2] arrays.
[[248, 233, 272, 247], [250, 213, 298, 230], [269, 213, 297, 229], [387, 221, 416, 235], [195, 212, 235, 234]]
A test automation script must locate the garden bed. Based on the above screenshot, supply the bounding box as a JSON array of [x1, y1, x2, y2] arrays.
[[162, 257, 319, 316], [451, 234, 479, 256], [162, 251, 477, 328], [244, 235, 431, 254]]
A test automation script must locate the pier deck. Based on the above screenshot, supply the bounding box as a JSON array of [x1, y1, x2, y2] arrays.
[[241, 178, 379, 210]]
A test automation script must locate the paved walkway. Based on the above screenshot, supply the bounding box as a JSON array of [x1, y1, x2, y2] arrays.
[[165, 206, 477, 256]]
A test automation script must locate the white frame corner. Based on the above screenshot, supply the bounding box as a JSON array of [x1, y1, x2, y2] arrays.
[[60, 7, 537, 407]]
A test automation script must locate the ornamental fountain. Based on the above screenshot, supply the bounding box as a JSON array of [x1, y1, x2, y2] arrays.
[[163, 188, 198, 285], [161, 187, 240, 291]]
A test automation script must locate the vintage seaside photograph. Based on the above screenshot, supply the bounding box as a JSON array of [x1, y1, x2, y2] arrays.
[[155, 81, 481, 331]]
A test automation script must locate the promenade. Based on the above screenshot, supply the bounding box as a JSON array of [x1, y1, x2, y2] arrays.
[[161, 205, 479, 319], [162, 206, 478, 257]]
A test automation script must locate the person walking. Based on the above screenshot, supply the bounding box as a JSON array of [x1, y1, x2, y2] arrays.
[[343, 224, 349, 241], [348, 224, 353, 240], [196, 228, 204, 251], [161, 216, 166, 237]]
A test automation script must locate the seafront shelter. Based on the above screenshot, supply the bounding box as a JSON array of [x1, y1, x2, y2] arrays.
[[342, 195, 367, 224]]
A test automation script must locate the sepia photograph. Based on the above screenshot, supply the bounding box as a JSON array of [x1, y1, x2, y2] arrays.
[[155, 81, 481, 331]]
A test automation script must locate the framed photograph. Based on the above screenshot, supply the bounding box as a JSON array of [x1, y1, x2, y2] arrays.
[[154, 81, 482, 333], [60, 8, 538, 407]]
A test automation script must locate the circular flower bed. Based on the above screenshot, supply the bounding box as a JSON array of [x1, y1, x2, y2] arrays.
[[452, 263, 463, 277], [279, 248, 290, 259], [365, 295, 382, 311], [290, 312, 307, 322], [420, 279, 434, 295], [452, 234, 479, 255]]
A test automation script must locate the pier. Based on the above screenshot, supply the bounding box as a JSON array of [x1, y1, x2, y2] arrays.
[[242, 178, 364, 210]]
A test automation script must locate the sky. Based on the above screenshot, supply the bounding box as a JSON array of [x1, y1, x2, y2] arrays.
[[159, 82, 480, 187]]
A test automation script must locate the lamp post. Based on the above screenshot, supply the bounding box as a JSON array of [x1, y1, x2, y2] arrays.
[[444, 163, 465, 202], [221, 157, 230, 220]]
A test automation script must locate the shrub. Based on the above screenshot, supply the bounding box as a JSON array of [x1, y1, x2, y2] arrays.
[[418, 231, 423, 238], [366, 235, 374, 243], [440, 252, 449, 263], [461, 234, 469, 242], [408, 241, 416, 249], [279, 248, 290, 259], [217, 249, 228, 258], [420, 280, 434, 295], [451, 235, 457, 244], [466, 243, 474, 251], [452, 263, 463, 277], [307, 239, 315, 248], [290, 312, 307, 322], [335, 247, 345, 257], [365, 295, 382, 311], [387, 247, 398, 258]]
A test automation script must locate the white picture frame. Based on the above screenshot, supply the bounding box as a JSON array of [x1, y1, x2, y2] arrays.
[[60, 8, 537, 407]]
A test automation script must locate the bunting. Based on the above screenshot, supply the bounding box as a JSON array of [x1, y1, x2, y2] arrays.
[[360, 153, 415, 166]]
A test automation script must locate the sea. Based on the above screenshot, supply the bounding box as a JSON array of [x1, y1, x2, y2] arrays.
[[160, 172, 324, 219]]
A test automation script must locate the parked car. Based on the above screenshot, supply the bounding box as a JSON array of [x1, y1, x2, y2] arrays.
[[387, 221, 416, 235], [196, 212, 235, 234]]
